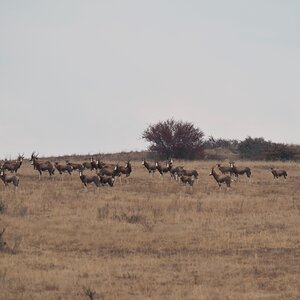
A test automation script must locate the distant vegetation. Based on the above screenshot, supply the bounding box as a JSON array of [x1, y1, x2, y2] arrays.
[[141, 119, 300, 161]]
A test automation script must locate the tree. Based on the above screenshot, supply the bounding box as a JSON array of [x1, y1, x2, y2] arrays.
[[142, 119, 205, 159]]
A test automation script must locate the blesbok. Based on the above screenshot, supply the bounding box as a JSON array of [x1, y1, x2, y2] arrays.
[[55, 162, 73, 175], [230, 162, 251, 179], [166, 161, 184, 181], [180, 175, 194, 186], [155, 161, 170, 176], [209, 167, 231, 188], [115, 161, 132, 182], [271, 168, 288, 179], [142, 160, 157, 175], [30, 152, 55, 178], [217, 163, 233, 176], [97, 164, 119, 178], [0, 169, 19, 190], [82, 157, 97, 171], [180, 168, 199, 181], [66, 160, 84, 172], [99, 175, 115, 187], [2, 154, 24, 173], [79, 171, 100, 189]]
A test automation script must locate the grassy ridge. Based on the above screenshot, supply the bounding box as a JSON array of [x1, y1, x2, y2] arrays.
[[0, 160, 299, 299]]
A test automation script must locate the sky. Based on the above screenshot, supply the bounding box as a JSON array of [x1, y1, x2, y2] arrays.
[[0, 1, 299, 158]]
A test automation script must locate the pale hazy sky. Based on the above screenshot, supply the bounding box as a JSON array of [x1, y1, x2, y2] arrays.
[[0, 1, 299, 157]]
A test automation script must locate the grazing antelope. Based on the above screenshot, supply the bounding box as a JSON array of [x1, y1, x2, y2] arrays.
[[180, 168, 199, 180], [230, 162, 251, 178], [79, 171, 100, 189], [55, 162, 73, 175], [30, 152, 55, 178], [2, 154, 24, 173], [209, 167, 231, 188], [271, 168, 288, 179], [142, 160, 157, 175], [0, 169, 19, 190], [155, 161, 170, 176], [180, 175, 194, 186], [217, 163, 233, 176], [66, 160, 84, 172], [99, 175, 115, 187]]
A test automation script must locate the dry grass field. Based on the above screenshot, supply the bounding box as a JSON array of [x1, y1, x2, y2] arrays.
[[0, 159, 299, 300]]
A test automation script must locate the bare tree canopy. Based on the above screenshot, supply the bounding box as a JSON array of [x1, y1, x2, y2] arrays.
[[142, 119, 205, 159]]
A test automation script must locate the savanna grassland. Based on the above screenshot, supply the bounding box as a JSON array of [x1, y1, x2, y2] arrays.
[[0, 160, 299, 300]]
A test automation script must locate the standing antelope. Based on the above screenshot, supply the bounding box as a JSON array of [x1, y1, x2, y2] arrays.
[[142, 160, 157, 175], [271, 168, 288, 179], [155, 161, 170, 176], [217, 163, 233, 176], [0, 169, 19, 190], [2, 154, 24, 173], [97, 164, 119, 178], [166, 161, 184, 181], [115, 160, 132, 182], [79, 171, 100, 189], [30, 152, 55, 178], [209, 167, 231, 188], [82, 157, 97, 171], [99, 175, 115, 187], [180, 175, 194, 186], [66, 160, 84, 172], [230, 162, 251, 179], [55, 162, 73, 175]]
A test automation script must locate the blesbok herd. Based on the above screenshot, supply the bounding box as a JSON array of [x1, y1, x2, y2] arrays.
[[0, 152, 290, 191]]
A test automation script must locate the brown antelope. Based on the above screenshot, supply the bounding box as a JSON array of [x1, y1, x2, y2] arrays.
[[180, 175, 194, 186], [230, 162, 251, 178], [217, 163, 233, 176], [155, 161, 170, 176], [30, 152, 55, 178], [97, 164, 119, 178], [82, 157, 97, 171], [2, 154, 24, 173], [0, 169, 19, 190], [66, 160, 84, 172], [99, 175, 115, 187], [115, 161, 132, 183], [55, 162, 73, 175], [166, 161, 184, 181], [209, 167, 231, 188], [79, 171, 100, 189], [142, 160, 157, 175], [271, 168, 287, 179]]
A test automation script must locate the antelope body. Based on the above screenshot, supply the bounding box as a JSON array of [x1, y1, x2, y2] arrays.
[[155, 161, 170, 176], [30, 153, 55, 177], [0, 169, 19, 189], [99, 175, 115, 187], [79, 171, 100, 188], [209, 167, 231, 188], [66, 161, 84, 172], [142, 160, 156, 174], [180, 175, 194, 186], [55, 162, 73, 175], [230, 162, 251, 178], [217, 163, 233, 176], [271, 168, 287, 179], [2, 154, 24, 173]]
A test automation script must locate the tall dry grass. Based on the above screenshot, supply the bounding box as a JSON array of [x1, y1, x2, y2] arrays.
[[0, 160, 299, 299]]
